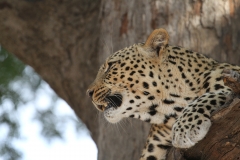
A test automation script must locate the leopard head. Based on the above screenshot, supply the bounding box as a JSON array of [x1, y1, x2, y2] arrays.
[[87, 28, 170, 123]]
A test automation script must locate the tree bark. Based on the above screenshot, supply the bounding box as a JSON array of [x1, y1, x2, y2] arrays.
[[0, 0, 240, 160]]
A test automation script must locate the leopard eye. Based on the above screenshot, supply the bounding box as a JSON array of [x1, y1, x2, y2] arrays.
[[104, 62, 114, 73]]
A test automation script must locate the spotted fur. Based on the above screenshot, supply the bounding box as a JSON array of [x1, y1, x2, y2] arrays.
[[87, 28, 239, 160]]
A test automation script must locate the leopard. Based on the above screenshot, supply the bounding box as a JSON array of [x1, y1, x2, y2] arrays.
[[87, 28, 240, 160]]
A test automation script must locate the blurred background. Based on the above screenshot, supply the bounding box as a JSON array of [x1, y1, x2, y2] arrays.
[[0, 47, 97, 160]]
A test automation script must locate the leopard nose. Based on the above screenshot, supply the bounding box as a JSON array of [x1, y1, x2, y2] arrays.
[[87, 89, 94, 98]]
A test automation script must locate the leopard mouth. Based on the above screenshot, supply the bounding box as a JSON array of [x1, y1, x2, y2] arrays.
[[94, 94, 122, 111], [104, 94, 123, 111]]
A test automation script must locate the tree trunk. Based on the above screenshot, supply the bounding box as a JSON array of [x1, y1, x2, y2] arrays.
[[0, 0, 240, 160], [0, 0, 101, 143]]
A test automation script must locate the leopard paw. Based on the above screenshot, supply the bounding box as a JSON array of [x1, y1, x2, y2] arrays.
[[172, 116, 211, 148]]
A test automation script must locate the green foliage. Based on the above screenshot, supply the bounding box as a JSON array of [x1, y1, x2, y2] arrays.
[[0, 47, 85, 160], [0, 142, 22, 160], [0, 48, 25, 108], [0, 47, 25, 160], [0, 48, 25, 83]]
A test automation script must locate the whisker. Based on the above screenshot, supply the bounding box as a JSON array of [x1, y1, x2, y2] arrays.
[[95, 110, 100, 122], [111, 24, 113, 54], [118, 120, 127, 133], [113, 95, 123, 102], [106, 98, 118, 108], [101, 38, 111, 56], [115, 123, 121, 135]]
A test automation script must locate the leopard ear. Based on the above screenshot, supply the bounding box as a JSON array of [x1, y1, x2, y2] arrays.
[[143, 28, 169, 57]]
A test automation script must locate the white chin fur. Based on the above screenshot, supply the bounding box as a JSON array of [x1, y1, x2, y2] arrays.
[[104, 108, 122, 123]]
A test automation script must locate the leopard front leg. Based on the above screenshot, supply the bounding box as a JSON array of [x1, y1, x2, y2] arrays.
[[172, 91, 227, 148], [140, 124, 172, 160]]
